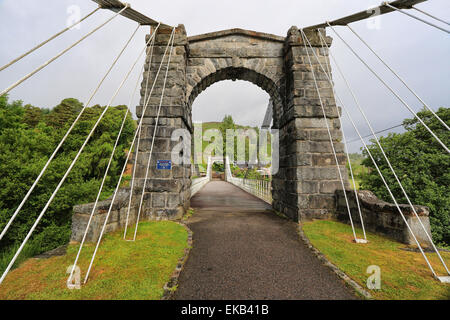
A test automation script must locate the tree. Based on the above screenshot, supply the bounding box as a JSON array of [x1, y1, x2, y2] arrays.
[[360, 107, 449, 246], [0, 96, 135, 270]]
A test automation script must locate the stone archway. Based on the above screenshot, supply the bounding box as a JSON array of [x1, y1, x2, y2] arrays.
[[133, 25, 347, 223]]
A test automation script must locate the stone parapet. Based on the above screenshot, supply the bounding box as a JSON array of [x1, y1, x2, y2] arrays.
[[335, 189, 432, 246]]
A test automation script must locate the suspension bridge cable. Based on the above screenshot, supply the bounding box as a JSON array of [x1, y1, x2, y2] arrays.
[[327, 23, 450, 154], [67, 104, 131, 287], [346, 24, 449, 131], [310, 30, 439, 278], [0, 18, 146, 287], [81, 99, 142, 284], [123, 26, 159, 239], [300, 29, 358, 242], [340, 94, 439, 279], [0, 23, 140, 242], [412, 6, 450, 26], [133, 28, 176, 241], [324, 38, 449, 275], [317, 32, 367, 240], [347, 123, 404, 144], [0, 7, 100, 72], [0, 4, 129, 97], [67, 44, 147, 284], [84, 27, 175, 283], [384, 3, 450, 34]]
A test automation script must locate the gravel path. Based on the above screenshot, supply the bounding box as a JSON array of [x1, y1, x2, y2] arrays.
[[173, 181, 358, 300]]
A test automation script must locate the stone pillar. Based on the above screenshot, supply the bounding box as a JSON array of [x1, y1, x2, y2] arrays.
[[272, 27, 348, 221], [134, 25, 192, 221]]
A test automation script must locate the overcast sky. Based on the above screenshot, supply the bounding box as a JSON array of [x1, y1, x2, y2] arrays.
[[0, 0, 449, 152]]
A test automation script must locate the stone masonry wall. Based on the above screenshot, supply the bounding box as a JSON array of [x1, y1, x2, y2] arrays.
[[272, 27, 348, 221], [335, 190, 432, 246], [71, 26, 351, 242], [133, 25, 191, 221]]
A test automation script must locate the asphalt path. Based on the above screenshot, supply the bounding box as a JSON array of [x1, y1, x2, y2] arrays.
[[173, 181, 358, 300]]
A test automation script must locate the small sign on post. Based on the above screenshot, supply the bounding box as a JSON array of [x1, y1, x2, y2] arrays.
[[157, 160, 172, 170]]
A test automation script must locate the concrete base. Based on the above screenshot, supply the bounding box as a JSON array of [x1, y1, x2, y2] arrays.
[[437, 276, 450, 283], [353, 239, 369, 244]]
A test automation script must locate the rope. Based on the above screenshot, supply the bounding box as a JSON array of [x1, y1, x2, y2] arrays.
[[346, 24, 449, 131], [132, 28, 176, 241], [412, 6, 450, 26], [384, 3, 450, 34], [0, 23, 140, 242], [300, 29, 358, 242], [0, 5, 129, 97], [0, 17, 145, 286], [324, 36, 449, 275], [327, 23, 449, 154], [123, 25, 159, 239], [317, 32, 367, 240], [0, 7, 100, 72], [83, 26, 175, 283]]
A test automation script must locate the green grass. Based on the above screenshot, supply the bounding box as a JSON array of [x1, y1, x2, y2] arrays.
[[302, 220, 450, 300], [0, 221, 188, 300]]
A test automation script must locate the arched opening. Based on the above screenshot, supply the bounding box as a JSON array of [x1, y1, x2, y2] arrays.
[[189, 67, 282, 205]]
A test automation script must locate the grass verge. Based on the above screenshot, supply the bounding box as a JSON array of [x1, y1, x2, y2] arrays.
[[302, 220, 450, 300], [0, 221, 188, 300]]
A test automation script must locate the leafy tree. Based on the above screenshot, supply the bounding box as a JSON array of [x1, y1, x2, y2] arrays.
[[0, 96, 135, 267], [23, 104, 42, 128], [360, 107, 449, 246]]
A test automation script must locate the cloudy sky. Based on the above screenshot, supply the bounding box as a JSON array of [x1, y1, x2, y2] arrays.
[[0, 0, 449, 152]]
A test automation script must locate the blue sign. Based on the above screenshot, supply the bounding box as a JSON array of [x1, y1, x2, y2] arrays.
[[157, 160, 172, 170]]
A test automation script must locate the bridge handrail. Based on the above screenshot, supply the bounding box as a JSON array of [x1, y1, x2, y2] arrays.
[[225, 157, 272, 204]]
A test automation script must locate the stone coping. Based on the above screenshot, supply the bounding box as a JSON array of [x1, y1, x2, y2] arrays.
[[336, 189, 429, 217], [188, 28, 285, 43]]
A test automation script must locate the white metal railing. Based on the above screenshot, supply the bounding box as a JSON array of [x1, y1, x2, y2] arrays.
[[225, 156, 272, 204], [190, 156, 213, 196]]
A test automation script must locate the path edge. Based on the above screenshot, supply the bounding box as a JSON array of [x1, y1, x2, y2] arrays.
[[162, 222, 193, 300], [297, 222, 373, 300]]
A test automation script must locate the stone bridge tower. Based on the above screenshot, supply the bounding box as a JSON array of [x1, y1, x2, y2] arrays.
[[134, 25, 347, 222]]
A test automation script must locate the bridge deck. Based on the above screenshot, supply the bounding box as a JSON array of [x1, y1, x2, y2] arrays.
[[174, 181, 357, 300]]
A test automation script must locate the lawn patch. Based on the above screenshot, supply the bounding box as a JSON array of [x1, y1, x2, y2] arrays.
[[302, 220, 450, 300]]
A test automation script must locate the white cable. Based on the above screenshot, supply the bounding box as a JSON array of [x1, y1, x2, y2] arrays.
[[384, 3, 450, 34], [67, 107, 130, 286], [84, 27, 174, 283], [0, 7, 100, 72], [324, 34, 449, 275], [340, 100, 439, 278], [0, 18, 146, 286], [67, 45, 146, 284], [317, 32, 367, 240], [412, 6, 450, 26], [327, 23, 449, 154], [123, 26, 159, 239], [300, 29, 358, 242], [0, 5, 129, 97], [319, 29, 440, 277], [0, 23, 140, 242], [346, 24, 449, 131], [133, 28, 176, 241]]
